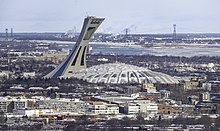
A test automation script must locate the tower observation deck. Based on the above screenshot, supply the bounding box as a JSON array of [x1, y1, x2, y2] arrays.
[[45, 16, 104, 78]]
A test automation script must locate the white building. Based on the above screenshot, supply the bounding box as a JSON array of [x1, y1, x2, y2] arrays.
[[133, 100, 158, 115], [23, 72, 36, 78], [13, 109, 56, 118], [145, 103, 158, 114], [0, 100, 8, 112], [13, 98, 28, 110], [13, 109, 39, 117], [123, 103, 140, 114], [160, 90, 171, 99], [97, 58, 108, 62], [0, 96, 34, 112], [35, 98, 85, 113], [86, 102, 119, 115]]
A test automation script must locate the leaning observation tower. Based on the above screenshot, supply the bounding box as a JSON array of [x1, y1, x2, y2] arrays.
[[45, 16, 105, 78]]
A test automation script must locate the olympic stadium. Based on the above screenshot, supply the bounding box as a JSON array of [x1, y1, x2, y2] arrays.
[[73, 63, 179, 84], [45, 16, 179, 84]]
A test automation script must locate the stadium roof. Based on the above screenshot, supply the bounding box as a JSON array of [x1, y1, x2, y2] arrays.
[[72, 63, 179, 84]]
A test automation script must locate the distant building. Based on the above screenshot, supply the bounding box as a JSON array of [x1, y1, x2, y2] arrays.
[[35, 98, 85, 113], [0, 71, 12, 80], [122, 86, 141, 94], [13, 109, 39, 117], [140, 92, 161, 101], [142, 84, 157, 93], [0, 96, 35, 113], [0, 98, 13, 113], [184, 80, 199, 90], [159, 90, 171, 99], [202, 83, 212, 91], [133, 100, 158, 114], [97, 58, 108, 62], [42, 51, 69, 63], [39, 112, 97, 123], [188, 95, 199, 105], [195, 102, 217, 114], [123, 103, 140, 114], [23, 72, 35, 78], [13, 98, 28, 110], [199, 92, 210, 102], [158, 103, 182, 114], [85, 102, 119, 115]]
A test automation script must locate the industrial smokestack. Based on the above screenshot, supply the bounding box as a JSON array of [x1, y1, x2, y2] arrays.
[[5, 28, 8, 41], [11, 28, 13, 37]]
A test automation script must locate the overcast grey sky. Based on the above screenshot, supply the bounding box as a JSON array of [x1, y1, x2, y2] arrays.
[[0, 0, 220, 33]]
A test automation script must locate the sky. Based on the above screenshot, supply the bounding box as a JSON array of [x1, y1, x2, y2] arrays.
[[0, 0, 220, 34]]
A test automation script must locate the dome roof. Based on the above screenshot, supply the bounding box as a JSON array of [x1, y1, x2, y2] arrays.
[[72, 63, 179, 84]]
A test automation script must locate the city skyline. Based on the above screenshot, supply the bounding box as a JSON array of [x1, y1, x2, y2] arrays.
[[0, 0, 220, 33], [1, 1, 220, 130]]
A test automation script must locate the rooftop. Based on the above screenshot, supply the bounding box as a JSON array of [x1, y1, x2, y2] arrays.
[[73, 63, 179, 84]]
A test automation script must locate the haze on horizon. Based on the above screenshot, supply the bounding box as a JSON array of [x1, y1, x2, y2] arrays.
[[0, 0, 220, 34]]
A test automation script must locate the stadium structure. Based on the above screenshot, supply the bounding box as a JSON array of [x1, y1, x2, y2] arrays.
[[45, 16, 105, 78], [72, 63, 179, 84], [45, 16, 179, 84]]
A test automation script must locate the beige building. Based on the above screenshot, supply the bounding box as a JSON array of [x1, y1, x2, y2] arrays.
[[158, 103, 182, 114], [184, 80, 199, 90], [142, 83, 157, 93]]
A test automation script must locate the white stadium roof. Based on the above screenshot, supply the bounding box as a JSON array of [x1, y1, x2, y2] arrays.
[[72, 63, 179, 84]]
